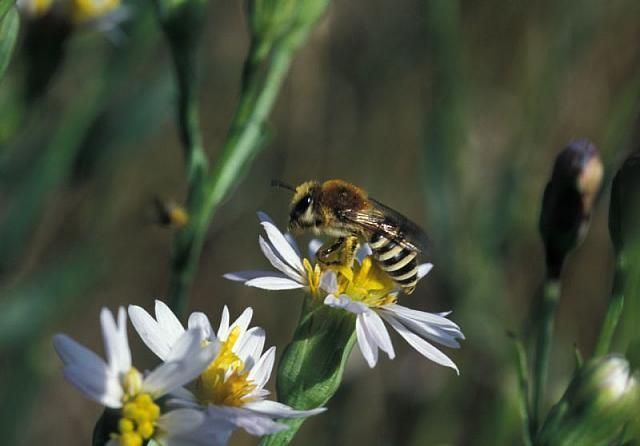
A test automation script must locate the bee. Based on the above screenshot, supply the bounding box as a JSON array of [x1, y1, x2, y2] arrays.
[[153, 198, 189, 229], [273, 179, 430, 294]]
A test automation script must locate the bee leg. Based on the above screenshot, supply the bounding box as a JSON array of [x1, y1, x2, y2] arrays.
[[316, 236, 360, 269]]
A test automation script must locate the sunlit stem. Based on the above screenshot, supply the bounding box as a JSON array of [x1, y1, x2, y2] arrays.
[[169, 44, 293, 317], [530, 278, 561, 438]]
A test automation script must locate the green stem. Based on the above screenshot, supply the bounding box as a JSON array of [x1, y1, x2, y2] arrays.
[[594, 259, 625, 356], [530, 279, 561, 438], [168, 45, 293, 317], [259, 297, 357, 446], [512, 335, 533, 446], [174, 47, 208, 186]]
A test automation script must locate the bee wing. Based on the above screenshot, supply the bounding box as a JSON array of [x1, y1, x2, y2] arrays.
[[338, 198, 430, 253]]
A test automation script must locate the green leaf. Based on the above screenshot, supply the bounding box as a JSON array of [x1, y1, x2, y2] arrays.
[[0, 0, 13, 20], [259, 299, 356, 446], [0, 7, 19, 83]]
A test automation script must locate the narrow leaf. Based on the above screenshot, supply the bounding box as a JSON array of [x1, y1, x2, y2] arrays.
[[0, 7, 19, 82], [0, 0, 13, 20]]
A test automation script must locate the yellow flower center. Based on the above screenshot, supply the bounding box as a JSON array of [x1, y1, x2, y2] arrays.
[[303, 258, 322, 296], [113, 369, 160, 446], [71, 0, 119, 23], [332, 257, 397, 307], [195, 327, 257, 407]]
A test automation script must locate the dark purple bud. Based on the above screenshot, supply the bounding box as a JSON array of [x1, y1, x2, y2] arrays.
[[539, 139, 604, 278]]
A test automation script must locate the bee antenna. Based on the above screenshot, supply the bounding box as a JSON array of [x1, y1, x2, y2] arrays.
[[271, 179, 295, 192]]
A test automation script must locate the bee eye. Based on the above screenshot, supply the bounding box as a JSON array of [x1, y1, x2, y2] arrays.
[[293, 194, 313, 218]]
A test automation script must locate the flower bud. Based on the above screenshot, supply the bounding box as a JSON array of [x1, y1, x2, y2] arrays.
[[538, 355, 639, 446], [539, 139, 603, 277], [609, 151, 640, 253], [247, 0, 331, 59]]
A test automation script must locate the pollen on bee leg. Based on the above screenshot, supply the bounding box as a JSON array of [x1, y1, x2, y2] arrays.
[[316, 236, 359, 271]]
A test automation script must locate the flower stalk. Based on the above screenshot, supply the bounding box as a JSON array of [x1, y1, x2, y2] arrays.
[[594, 260, 625, 357], [259, 296, 357, 446], [510, 333, 533, 446], [530, 278, 561, 436], [168, 44, 294, 318], [529, 140, 603, 436], [163, 0, 329, 318]]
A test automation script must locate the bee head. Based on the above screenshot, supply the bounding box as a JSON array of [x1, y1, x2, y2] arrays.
[[288, 181, 322, 232]]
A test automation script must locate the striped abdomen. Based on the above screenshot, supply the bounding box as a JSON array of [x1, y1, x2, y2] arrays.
[[369, 233, 418, 294]]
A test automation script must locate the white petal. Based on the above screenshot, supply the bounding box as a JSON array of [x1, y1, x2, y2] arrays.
[[155, 300, 186, 345], [63, 364, 123, 408], [53, 334, 124, 407], [247, 346, 275, 390], [156, 408, 205, 435], [381, 313, 459, 374], [259, 235, 305, 282], [217, 306, 230, 340], [234, 327, 265, 369], [53, 334, 106, 369], [356, 313, 378, 367], [260, 220, 304, 274], [384, 304, 463, 335], [143, 330, 218, 397], [245, 276, 305, 290], [159, 408, 234, 446], [323, 294, 368, 314], [257, 211, 276, 226], [319, 271, 339, 294], [363, 310, 395, 360], [381, 308, 461, 348], [206, 406, 288, 436], [128, 305, 172, 360], [166, 393, 200, 410], [187, 312, 213, 340], [224, 271, 290, 282], [229, 307, 253, 337], [308, 239, 323, 260], [168, 387, 198, 403], [243, 400, 326, 418], [355, 243, 373, 263], [100, 307, 131, 374]]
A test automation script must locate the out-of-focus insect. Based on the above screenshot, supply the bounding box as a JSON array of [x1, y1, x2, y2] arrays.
[[273, 179, 430, 294], [153, 198, 189, 229]]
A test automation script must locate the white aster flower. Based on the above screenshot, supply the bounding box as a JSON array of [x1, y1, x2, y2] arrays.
[[53, 307, 225, 446], [225, 212, 464, 372], [321, 258, 464, 372], [17, 0, 130, 40], [128, 301, 326, 437], [224, 212, 323, 294]]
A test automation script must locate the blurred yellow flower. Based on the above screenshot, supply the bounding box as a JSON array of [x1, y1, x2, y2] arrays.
[[71, 0, 120, 23]]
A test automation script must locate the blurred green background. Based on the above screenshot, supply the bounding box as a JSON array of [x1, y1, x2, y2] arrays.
[[1, 0, 640, 445]]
